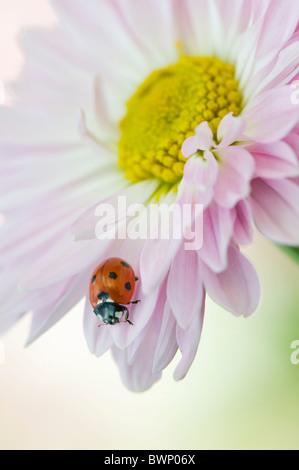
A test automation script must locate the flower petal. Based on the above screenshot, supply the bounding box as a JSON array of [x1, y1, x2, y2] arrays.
[[183, 151, 218, 189], [249, 141, 299, 179], [177, 174, 214, 210], [140, 193, 182, 294], [216, 113, 246, 149], [233, 199, 253, 246], [83, 294, 113, 357], [213, 146, 255, 208], [110, 275, 160, 350], [202, 245, 261, 317], [182, 122, 214, 158], [112, 345, 162, 393], [115, 0, 178, 67], [111, 300, 166, 392], [198, 202, 236, 273], [250, 177, 299, 245], [284, 131, 299, 157], [174, 293, 205, 382], [255, 0, 299, 61], [140, 237, 182, 295], [26, 273, 87, 346], [249, 41, 299, 97], [167, 244, 205, 329], [72, 179, 157, 241], [152, 299, 178, 374], [51, 0, 150, 84], [194, 121, 214, 151], [243, 86, 299, 143]]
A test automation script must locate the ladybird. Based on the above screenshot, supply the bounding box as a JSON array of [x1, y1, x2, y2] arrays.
[[89, 257, 140, 326]]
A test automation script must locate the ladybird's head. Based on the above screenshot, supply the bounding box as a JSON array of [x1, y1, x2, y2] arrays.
[[94, 301, 122, 325]]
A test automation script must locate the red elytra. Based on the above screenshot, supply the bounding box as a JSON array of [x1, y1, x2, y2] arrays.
[[89, 257, 137, 308]]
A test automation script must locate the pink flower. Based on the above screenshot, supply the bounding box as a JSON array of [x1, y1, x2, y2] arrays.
[[0, 0, 298, 391]]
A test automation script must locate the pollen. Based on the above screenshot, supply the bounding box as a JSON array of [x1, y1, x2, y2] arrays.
[[118, 56, 243, 188]]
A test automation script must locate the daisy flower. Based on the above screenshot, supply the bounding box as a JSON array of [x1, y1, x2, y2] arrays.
[[0, 0, 298, 392]]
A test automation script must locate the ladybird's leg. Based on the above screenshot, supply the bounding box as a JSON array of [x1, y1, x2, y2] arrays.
[[119, 318, 134, 326], [122, 306, 134, 326], [126, 300, 141, 305]]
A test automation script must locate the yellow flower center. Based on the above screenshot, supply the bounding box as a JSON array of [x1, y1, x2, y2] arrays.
[[119, 56, 243, 190]]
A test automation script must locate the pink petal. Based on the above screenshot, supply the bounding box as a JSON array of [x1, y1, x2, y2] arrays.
[[111, 301, 166, 392], [126, 277, 168, 366], [215, 113, 246, 149], [112, 346, 162, 393], [243, 86, 299, 143], [140, 198, 183, 294], [250, 177, 299, 245], [174, 294, 205, 382], [182, 122, 214, 157], [152, 300, 178, 374], [213, 146, 255, 208], [111, 275, 160, 350], [181, 136, 199, 159], [194, 121, 214, 150], [198, 202, 236, 273], [176, 175, 214, 209], [249, 141, 299, 179], [140, 237, 182, 295], [249, 41, 299, 96], [255, 0, 299, 61], [202, 245, 261, 317], [233, 199, 253, 246], [284, 132, 299, 156], [183, 151, 218, 189], [167, 244, 204, 329]]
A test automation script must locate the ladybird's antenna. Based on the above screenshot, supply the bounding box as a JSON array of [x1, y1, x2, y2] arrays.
[[98, 323, 108, 328]]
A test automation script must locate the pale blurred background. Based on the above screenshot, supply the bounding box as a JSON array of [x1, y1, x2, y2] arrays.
[[0, 0, 299, 450]]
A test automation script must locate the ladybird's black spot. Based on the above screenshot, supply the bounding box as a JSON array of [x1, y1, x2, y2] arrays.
[[108, 272, 118, 280], [91, 275, 97, 283], [125, 282, 132, 291], [120, 261, 130, 268], [98, 291, 109, 302], [135, 276, 139, 281]]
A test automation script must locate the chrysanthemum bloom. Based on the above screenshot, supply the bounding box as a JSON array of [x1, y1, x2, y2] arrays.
[[0, 0, 298, 391]]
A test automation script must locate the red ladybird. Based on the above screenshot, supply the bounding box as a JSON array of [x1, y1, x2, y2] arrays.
[[89, 258, 140, 326]]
